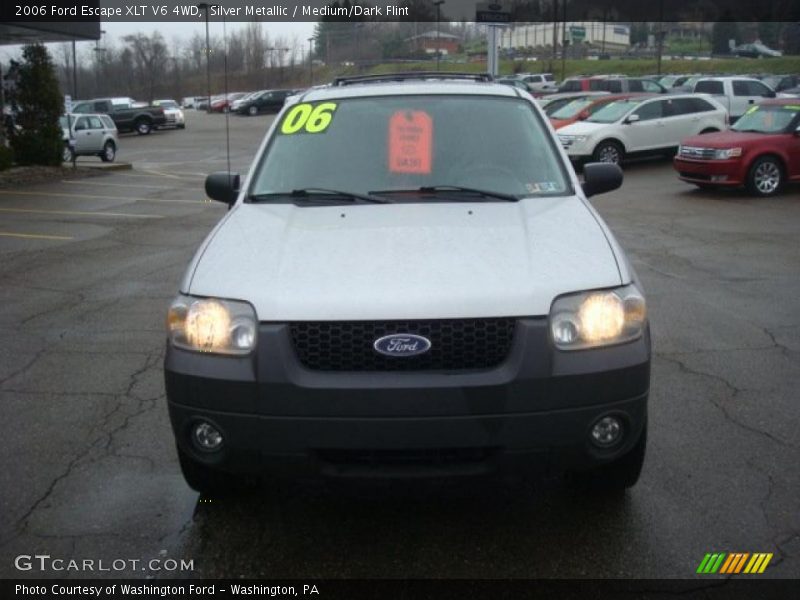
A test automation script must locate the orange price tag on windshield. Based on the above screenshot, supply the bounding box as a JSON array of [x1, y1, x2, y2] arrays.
[[388, 110, 432, 174]]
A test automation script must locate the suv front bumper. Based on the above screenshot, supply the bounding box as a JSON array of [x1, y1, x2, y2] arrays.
[[165, 318, 650, 478]]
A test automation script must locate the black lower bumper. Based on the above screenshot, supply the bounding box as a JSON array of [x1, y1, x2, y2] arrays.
[[165, 318, 650, 479]]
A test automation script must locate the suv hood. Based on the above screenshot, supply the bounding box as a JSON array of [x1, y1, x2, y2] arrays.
[[681, 130, 781, 148], [186, 197, 623, 320], [557, 121, 613, 136]]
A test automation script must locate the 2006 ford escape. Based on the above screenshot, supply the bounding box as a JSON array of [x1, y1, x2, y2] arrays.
[[164, 73, 651, 493]]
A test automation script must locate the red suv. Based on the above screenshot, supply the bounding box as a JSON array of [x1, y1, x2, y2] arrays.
[[674, 99, 800, 196]]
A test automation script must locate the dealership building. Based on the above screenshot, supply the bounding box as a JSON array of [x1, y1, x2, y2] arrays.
[[500, 21, 631, 52]]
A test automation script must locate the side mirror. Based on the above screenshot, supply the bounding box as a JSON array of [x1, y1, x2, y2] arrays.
[[578, 110, 589, 120], [205, 172, 240, 206], [582, 162, 623, 198], [625, 113, 640, 124]]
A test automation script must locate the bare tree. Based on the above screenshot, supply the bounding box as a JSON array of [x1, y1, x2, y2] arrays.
[[122, 32, 169, 102]]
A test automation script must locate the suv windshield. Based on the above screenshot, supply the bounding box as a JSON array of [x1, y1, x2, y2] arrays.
[[249, 95, 570, 200], [731, 104, 800, 134], [586, 100, 641, 123], [551, 99, 593, 119]]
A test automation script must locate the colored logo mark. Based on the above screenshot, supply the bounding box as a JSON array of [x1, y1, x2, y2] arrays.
[[696, 553, 773, 574]]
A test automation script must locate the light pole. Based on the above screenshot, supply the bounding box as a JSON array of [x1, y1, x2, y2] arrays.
[[433, 1, 445, 70], [197, 3, 211, 112], [93, 29, 106, 96], [308, 37, 315, 86]]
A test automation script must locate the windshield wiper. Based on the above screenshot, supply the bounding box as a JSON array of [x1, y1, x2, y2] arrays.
[[369, 185, 519, 202], [249, 188, 391, 204]]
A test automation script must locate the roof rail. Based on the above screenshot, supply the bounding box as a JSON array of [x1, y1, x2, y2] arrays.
[[332, 72, 495, 86]]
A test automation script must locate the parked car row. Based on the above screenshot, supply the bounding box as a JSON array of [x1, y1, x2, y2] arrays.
[[183, 88, 299, 116], [63, 96, 187, 163]]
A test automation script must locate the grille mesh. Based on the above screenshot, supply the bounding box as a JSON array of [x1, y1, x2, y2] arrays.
[[289, 318, 516, 371]]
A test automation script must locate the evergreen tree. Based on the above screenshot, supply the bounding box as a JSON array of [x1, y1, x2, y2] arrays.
[[10, 44, 63, 166]]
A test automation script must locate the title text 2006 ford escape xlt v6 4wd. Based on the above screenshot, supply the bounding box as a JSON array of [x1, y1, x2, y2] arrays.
[[164, 73, 651, 494]]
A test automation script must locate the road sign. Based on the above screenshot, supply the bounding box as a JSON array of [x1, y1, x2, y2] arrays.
[[476, 2, 511, 24]]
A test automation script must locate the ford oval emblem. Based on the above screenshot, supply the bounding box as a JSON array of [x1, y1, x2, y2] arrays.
[[373, 333, 432, 357]]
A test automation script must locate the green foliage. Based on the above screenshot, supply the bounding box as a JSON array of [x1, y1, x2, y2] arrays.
[[10, 44, 63, 166], [0, 145, 13, 171]]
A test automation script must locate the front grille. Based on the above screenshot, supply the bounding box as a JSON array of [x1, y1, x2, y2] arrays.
[[679, 146, 715, 159], [290, 318, 516, 371]]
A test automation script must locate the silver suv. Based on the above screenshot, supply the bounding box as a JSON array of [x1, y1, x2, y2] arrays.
[[61, 113, 119, 162]]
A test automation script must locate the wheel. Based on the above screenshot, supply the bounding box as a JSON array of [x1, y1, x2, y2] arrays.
[[746, 156, 784, 197], [177, 447, 250, 495], [592, 140, 624, 165], [248, 105, 258, 116], [177, 123, 186, 129], [62, 144, 74, 162], [99, 141, 115, 163], [569, 422, 647, 493], [135, 119, 152, 135]]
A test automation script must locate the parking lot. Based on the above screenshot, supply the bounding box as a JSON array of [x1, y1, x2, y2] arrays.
[[0, 109, 798, 579]]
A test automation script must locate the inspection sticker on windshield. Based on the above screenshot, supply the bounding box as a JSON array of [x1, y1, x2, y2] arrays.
[[527, 182, 559, 194], [388, 110, 433, 174], [280, 102, 337, 134]]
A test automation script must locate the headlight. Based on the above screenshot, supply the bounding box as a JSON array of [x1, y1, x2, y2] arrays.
[[558, 135, 588, 143], [712, 148, 742, 159], [167, 295, 257, 355], [550, 285, 646, 350]]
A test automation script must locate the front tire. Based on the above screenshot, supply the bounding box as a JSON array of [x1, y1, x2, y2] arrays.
[[592, 140, 624, 165], [248, 105, 258, 116], [63, 144, 74, 163], [570, 422, 647, 493], [135, 119, 152, 135], [99, 141, 115, 163], [746, 156, 784, 197]]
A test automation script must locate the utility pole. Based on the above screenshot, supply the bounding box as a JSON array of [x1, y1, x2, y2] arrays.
[[434, 1, 445, 70], [71, 40, 78, 99], [308, 37, 315, 86], [197, 3, 212, 112], [93, 29, 106, 96]]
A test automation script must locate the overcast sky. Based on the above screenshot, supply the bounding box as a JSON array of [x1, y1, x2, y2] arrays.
[[1, 21, 317, 63]]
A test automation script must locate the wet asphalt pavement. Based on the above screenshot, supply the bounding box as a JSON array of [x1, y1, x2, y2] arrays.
[[0, 110, 798, 580]]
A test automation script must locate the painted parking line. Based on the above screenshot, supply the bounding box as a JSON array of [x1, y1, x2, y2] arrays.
[[0, 231, 74, 240], [63, 179, 195, 191], [0, 189, 206, 205], [0, 207, 162, 219]]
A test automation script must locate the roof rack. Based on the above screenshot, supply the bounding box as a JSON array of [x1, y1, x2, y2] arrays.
[[332, 72, 495, 87]]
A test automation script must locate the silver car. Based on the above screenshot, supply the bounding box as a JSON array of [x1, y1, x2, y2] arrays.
[[61, 113, 119, 162]]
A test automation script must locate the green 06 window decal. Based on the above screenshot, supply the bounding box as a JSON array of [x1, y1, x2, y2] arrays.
[[280, 102, 338, 134]]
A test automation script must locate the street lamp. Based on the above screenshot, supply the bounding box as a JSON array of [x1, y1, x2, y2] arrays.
[[197, 3, 211, 113], [433, 1, 445, 70], [308, 37, 315, 86], [93, 29, 106, 96]]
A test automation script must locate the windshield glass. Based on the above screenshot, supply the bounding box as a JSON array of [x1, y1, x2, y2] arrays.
[[157, 100, 178, 108], [731, 104, 799, 133], [249, 95, 570, 199], [586, 100, 640, 123], [550, 99, 593, 119]]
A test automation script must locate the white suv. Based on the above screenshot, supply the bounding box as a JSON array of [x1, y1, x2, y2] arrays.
[[164, 73, 651, 494], [558, 94, 727, 165]]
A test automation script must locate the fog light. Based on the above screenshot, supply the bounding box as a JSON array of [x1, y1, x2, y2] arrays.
[[591, 416, 623, 447], [192, 421, 223, 451], [711, 175, 729, 182]]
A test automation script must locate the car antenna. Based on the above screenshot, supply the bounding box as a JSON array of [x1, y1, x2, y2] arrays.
[[222, 13, 232, 191]]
